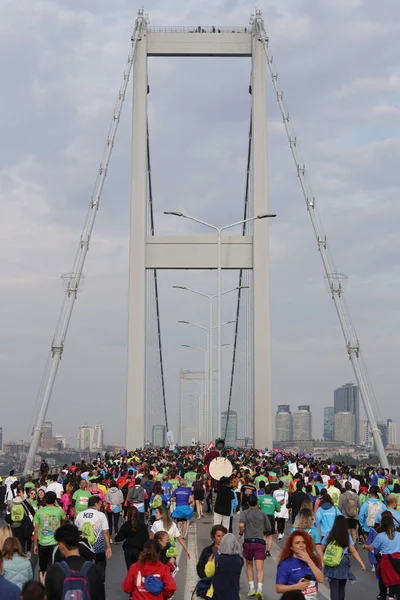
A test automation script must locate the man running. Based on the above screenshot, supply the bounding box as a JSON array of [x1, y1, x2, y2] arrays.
[[239, 494, 271, 599]]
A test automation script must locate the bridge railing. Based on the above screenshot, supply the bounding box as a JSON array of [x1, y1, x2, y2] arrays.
[[147, 26, 249, 34]]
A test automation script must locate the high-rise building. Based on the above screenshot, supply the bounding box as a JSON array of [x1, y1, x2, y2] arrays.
[[78, 425, 95, 451], [93, 424, 104, 450], [323, 407, 335, 442], [334, 383, 359, 444], [359, 419, 372, 447], [152, 425, 166, 447], [275, 405, 293, 442], [0, 427, 3, 451], [388, 419, 397, 446], [221, 410, 238, 447], [293, 406, 312, 441], [377, 422, 388, 449], [334, 412, 355, 444]]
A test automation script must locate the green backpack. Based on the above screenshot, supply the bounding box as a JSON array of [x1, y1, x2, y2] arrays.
[[81, 522, 96, 546], [324, 541, 343, 567], [11, 503, 25, 523]]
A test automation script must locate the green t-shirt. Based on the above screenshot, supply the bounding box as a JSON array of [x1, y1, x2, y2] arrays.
[[184, 472, 197, 485], [72, 489, 92, 513], [154, 473, 164, 482], [254, 475, 268, 489], [258, 494, 281, 516], [34, 505, 65, 546], [280, 475, 292, 492], [169, 479, 180, 491]]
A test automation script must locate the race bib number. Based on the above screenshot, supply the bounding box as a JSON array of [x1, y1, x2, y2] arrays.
[[302, 583, 317, 600]]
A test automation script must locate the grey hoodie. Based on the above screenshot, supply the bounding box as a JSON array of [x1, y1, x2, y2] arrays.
[[105, 487, 124, 507]]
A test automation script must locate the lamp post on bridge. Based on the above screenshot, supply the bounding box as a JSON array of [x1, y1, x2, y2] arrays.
[[181, 343, 232, 442], [166, 211, 276, 439], [173, 285, 248, 442], [179, 319, 236, 441]]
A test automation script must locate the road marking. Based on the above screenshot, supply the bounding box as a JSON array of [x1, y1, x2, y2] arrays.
[[184, 522, 199, 599]]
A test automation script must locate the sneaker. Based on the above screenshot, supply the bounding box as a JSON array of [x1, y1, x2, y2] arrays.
[[265, 550, 271, 557], [256, 593, 264, 600], [277, 534, 282, 540], [109, 539, 113, 544], [248, 592, 256, 598]]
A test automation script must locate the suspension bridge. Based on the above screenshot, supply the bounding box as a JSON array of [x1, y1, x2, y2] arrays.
[[23, 9, 389, 473]]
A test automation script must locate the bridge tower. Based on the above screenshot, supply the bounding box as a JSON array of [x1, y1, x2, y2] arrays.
[[126, 14, 273, 450]]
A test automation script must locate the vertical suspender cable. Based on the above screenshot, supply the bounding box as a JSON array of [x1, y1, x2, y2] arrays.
[[224, 113, 252, 442], [23, 12, 146, 474], [147, 126, 169, 432], [254, 9, 388, 468]]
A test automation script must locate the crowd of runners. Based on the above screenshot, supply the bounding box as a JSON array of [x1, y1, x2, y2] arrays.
[[1, 445, 400, 599]]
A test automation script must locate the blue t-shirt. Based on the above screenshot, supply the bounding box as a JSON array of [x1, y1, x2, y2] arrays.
[[322, 533, 353, 554], [276, 557, 316, 586], [373, 531, 400, 554], [173, 487, 192, 506], [161, 482, 173, 497], [376, 507, 400, 526]]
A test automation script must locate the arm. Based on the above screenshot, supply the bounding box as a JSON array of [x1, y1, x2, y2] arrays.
[[297, 552, 324, 583], [103, 529, 112, 559], [177, 535, 190, 559], [115, 521, 128, 543], [33, 522, 39, 554], [196, 547, 209, 579], [162, 568, 177, 599], [349, 545, 366, 569]]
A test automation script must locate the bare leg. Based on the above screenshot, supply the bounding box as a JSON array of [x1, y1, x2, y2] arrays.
[[245, 559, 254, 583], [255, 559, 264, 584]]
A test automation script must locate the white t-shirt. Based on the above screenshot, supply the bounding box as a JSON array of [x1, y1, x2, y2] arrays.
[[151, 520, 181, 538], [75, 508, 109, 554], [350, 478, 360, 493], [46, 482, 64, 499]]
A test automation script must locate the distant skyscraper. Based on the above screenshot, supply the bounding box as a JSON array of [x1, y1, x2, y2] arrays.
[[334, 383, 359, 444], [152, 425, 166, 447], [0, 427, 3, 451], [221, 410, 238, 447], [377, 422, 388, 449], [93, 424, 104, 450], [387, 419, 397, 446], [275, 405, 293, 442], [78, 425, 95, 451], [293, 406, 312, 441], [334, 412, 355, 444], [323, 407, 334, 442], [359, 419, 371, 447]]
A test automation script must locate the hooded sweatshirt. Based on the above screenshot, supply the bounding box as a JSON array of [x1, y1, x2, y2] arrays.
[[122, 560, 176, 600], [315, 502, 341, 536], [105, 487, 124, 513]]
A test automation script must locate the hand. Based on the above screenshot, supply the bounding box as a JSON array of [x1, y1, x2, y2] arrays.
[[297, 579, 311, 591], [106, 547, 112, 559], [34, 545, 38, 555], [360, 563, 366, 571], [296, 550, 312, 565], [186, 551, 191, 559]]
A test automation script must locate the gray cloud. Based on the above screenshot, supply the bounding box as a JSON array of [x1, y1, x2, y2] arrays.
[[1, 0, 399, 445]]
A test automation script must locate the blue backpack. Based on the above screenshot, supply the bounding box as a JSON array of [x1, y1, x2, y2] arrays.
[[144, 574, 164, 595], [57, 561, 92, 600]]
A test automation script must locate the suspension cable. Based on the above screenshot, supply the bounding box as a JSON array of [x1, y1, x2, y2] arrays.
[[224, 111, 253, 442], [23, 11, 146, 474], [147, 125, 169, 432], [253, 9, 388, 468]]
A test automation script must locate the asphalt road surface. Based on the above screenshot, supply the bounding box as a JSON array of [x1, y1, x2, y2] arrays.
[[105, 514, 380, 600]]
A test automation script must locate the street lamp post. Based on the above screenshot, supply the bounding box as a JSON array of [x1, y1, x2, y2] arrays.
[[174, 285, 248, 441], [167, 212, 276, 438], [180, 321, 235, 441]]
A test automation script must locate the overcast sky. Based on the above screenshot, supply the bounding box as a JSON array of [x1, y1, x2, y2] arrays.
[[1, 0, 400, 447]]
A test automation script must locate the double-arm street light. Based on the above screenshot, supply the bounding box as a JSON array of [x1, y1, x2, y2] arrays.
[[173, 285, 248, 441], [167, 211, 277, 438]]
